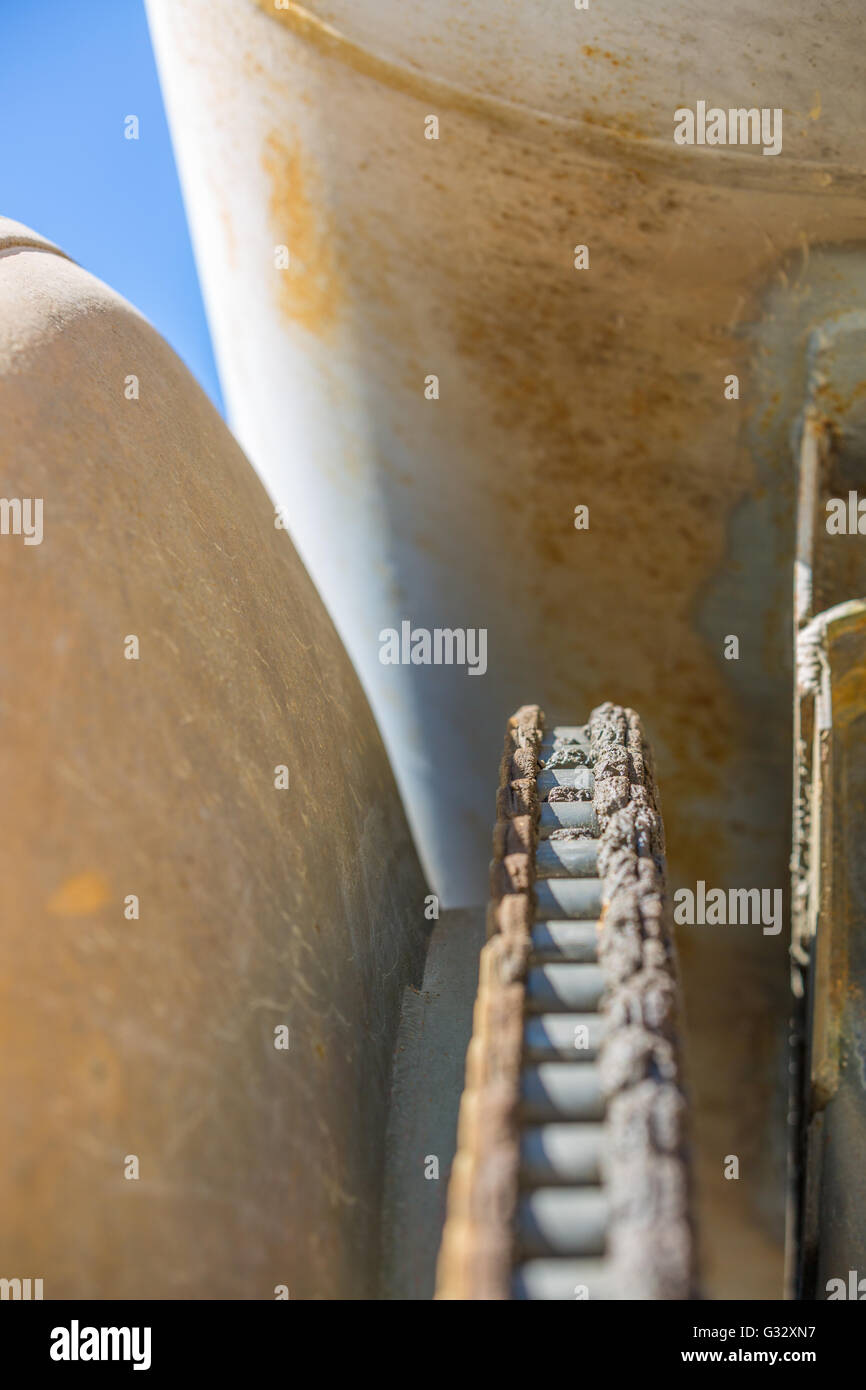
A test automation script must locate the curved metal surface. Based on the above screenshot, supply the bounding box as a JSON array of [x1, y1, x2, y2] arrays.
[[0, 220, 428, 1298]]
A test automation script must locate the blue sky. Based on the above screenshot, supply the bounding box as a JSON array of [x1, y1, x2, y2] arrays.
[[0, 0, 223, 413]]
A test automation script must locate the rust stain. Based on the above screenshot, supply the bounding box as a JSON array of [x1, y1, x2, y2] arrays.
[[46, 871, 110, 917], [248, 0, 852, 195], [262, 131, 341, 336], [582, 45, 625, 68], [814, 375, 866, 417]]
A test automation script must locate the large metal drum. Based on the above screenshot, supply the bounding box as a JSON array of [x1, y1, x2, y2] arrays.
[[0, 217, 428, 1298]]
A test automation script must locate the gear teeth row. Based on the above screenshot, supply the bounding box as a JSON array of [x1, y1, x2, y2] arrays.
[[513, 724, 611, 1298], [436, 705, 695, 1300]]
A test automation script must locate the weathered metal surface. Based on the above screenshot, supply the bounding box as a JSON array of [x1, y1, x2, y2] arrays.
[[788, 300, 866, 1296], [437, 705, 541, 1299], [144, 0, 866, 1295], [589, 704, 693, 1300], [0, 220, 428, 1298], [379, 905, 487, 1301], [791, 601, 866, 1298], [438, 707, 693, 1298], [247, 1, 866, 174]]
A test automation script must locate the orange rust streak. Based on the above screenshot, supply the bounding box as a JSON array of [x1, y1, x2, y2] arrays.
[[262, 131, 341, 337]]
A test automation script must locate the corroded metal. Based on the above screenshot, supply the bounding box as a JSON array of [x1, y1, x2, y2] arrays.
[[789, 325, 866, 1296], [438, 706, 693, 1298], [589, 703, 693, 1300], [436, 705, 542, 1298], [791, 601, 866, 1298]]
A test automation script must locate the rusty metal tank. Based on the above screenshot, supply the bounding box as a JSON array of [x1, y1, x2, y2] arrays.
[[0, 216, 428, 1298], [142, 0, 866, 1297]]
